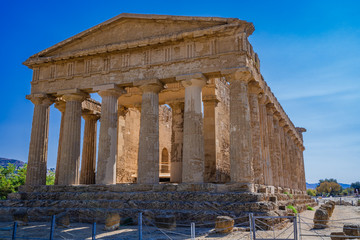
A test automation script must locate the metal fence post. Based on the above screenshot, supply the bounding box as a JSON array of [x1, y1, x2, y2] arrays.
[[138, 212, 143, 240], [251, 213, 256, 240], [92, 222, 96, 240], [298, 214, 302, 240], [191, 222, 195, 240], [49, 215, 55, 240], [249, 213, 253, 240], [293, 215, 298, 240], [11, 221, 17, 240]]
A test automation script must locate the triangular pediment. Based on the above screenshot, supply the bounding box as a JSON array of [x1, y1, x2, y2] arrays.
[[30, 13, 242, 59]]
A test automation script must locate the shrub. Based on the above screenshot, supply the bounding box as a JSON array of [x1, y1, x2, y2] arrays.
[[307, 189, 316, 197], [306, 205, 315, 211]]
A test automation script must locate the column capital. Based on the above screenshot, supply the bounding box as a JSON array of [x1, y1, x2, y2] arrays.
[[258, 93, 270, 105], [135, 79, 163, 93], [266, 103, 276, 114], [202, 95, 220, 106], [82, 111, 100, 121], [221, 67, 253, 83], [94, 84, 125, 97], [54, 100, 66, 113], [279, 119, 287, 127], [167, 101, 184, 110], [58, 89, 89, 102], [26, 93, 55, 106], [176, 72, 207, 85], [248, 81, 263, 95]]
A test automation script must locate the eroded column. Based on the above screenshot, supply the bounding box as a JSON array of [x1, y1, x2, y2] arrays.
[[223, 69, 254, 185], [26, 94, 53, 186], [180, 76, 206, 183], [96, 85, 123, 185], [80, 112, 99, 184], [203, 97, 218, 183], [279, 120, 290, 188], [54, 101, 65, 185], [116, 106, 131, 183], [58, 91, 88, 185], [266, 104, 278, 187], [248, 84, 264, 185], [137, 82, 163, 184], [273, 114, 283, 188], [169, 102, 184, 183], [259, 95, 272, 186]]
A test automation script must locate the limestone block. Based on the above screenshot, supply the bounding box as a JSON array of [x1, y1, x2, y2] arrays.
[[320, 204, 333, 217], [13, 210, 28, 226], [56, 212, 70, 228], [155, 215, 176, 229], [104, 212, 120, 231], [215, 216, 234, 233], [313, 208, 329, 229], [343, 224, 360, 238], [330, 232, 347, 240]]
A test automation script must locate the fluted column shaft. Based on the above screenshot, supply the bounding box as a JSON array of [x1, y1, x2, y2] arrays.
[[248, 89, 264, 185], [279, 122, 289, 188], [266, 105, 278, 187], [169, 102, 184, 183], [284, 132, 292, 188], [80, 113, 99, 184], [58, 94, 86, 185], [137, 84, 162, 184], [259, 97, 272, 186], [117, 106, 131, 183], [182, 79, 206, 183], [26, 95, 53, 186], [289, 136, 298, 189], [203, 98, 218, 183], [96, 90, 121, 184], [54, 102, 65, 185], [273, 117, 283, 188], [228, 77, 254, 184]]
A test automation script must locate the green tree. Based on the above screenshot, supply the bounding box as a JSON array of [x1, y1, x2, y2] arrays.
[[0, 164, 27, 199], [307, 189, 316, 197], [316, 180, 342, 196], [46, 170, 55, 185], [351, 182, 360, 192]]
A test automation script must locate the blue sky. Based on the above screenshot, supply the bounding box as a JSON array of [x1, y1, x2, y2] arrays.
[[0, 1, 359, 183]]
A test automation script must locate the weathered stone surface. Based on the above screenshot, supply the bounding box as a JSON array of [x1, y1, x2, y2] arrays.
[[343, 224, 360, 238], [104, 212, 120, 231], [155, 215, 176, 229], [215, 216, 234, 233], [314, 208, 329, 229]]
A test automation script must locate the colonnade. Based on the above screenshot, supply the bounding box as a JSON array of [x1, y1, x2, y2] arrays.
[[26, 71, 306, 191]]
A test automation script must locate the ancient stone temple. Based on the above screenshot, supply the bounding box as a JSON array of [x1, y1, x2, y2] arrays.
[[0, 13, 315, 224]]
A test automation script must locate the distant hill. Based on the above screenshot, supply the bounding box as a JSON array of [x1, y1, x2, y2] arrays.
[[306, 182, 351, 189], [0, 158, 26, 169]]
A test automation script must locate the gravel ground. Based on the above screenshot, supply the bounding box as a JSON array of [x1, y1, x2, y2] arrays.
[[0, 205, 359, 239]]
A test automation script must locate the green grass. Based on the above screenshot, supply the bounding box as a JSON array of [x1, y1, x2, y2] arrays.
[[287, 205, 298, 214], [306, 205, 315, 211], [284, 191, 293, 198]]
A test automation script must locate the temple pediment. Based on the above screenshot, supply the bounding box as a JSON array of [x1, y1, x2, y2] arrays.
[[27, 13, 251, 61]]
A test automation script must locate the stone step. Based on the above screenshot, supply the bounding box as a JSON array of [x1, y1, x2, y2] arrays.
[[0, 199, 276, 213], [9, 191, 264, 203]]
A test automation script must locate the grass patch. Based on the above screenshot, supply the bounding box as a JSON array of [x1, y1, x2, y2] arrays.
[[287, 205, 298, 214], [284, 191, 293, 198], [306, 205, 315, 211]]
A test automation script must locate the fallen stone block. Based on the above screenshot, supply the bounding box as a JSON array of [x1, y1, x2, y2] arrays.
[[330, 232, 347, 240], [343, 224, 360, 238], [215, 216, 234, 234], [13, 210, 28, 226], [56, 212, 70, 228], [320, 204, 333, 217], [104, 212, 120, 231], [313, 208, 329, 229], [155, 215, 176, 229]]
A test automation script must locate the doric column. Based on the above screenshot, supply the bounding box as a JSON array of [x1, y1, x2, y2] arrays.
[[279, 120, 290, 188], [284, 126, 292, 188], [222, 68, 254, 185], [177, 74, 206, 183], [259, 95, 272, 186], [203, 96, 219, 183], [137, 81, 163, 184], [25, 94, 53, 186], [95, 84, 123, 185], [266, 103, 278, 187], [296, 127, 307, 191], [58, 90, 88, 185], [116, 106, 131, 183], [54, 100, 66, 185], [79, 112, 99, 184], [289, 134, 298, 190], [248, 83, 264, 185], [273, 113, 283, 188], [168, 102, 184, 183]]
